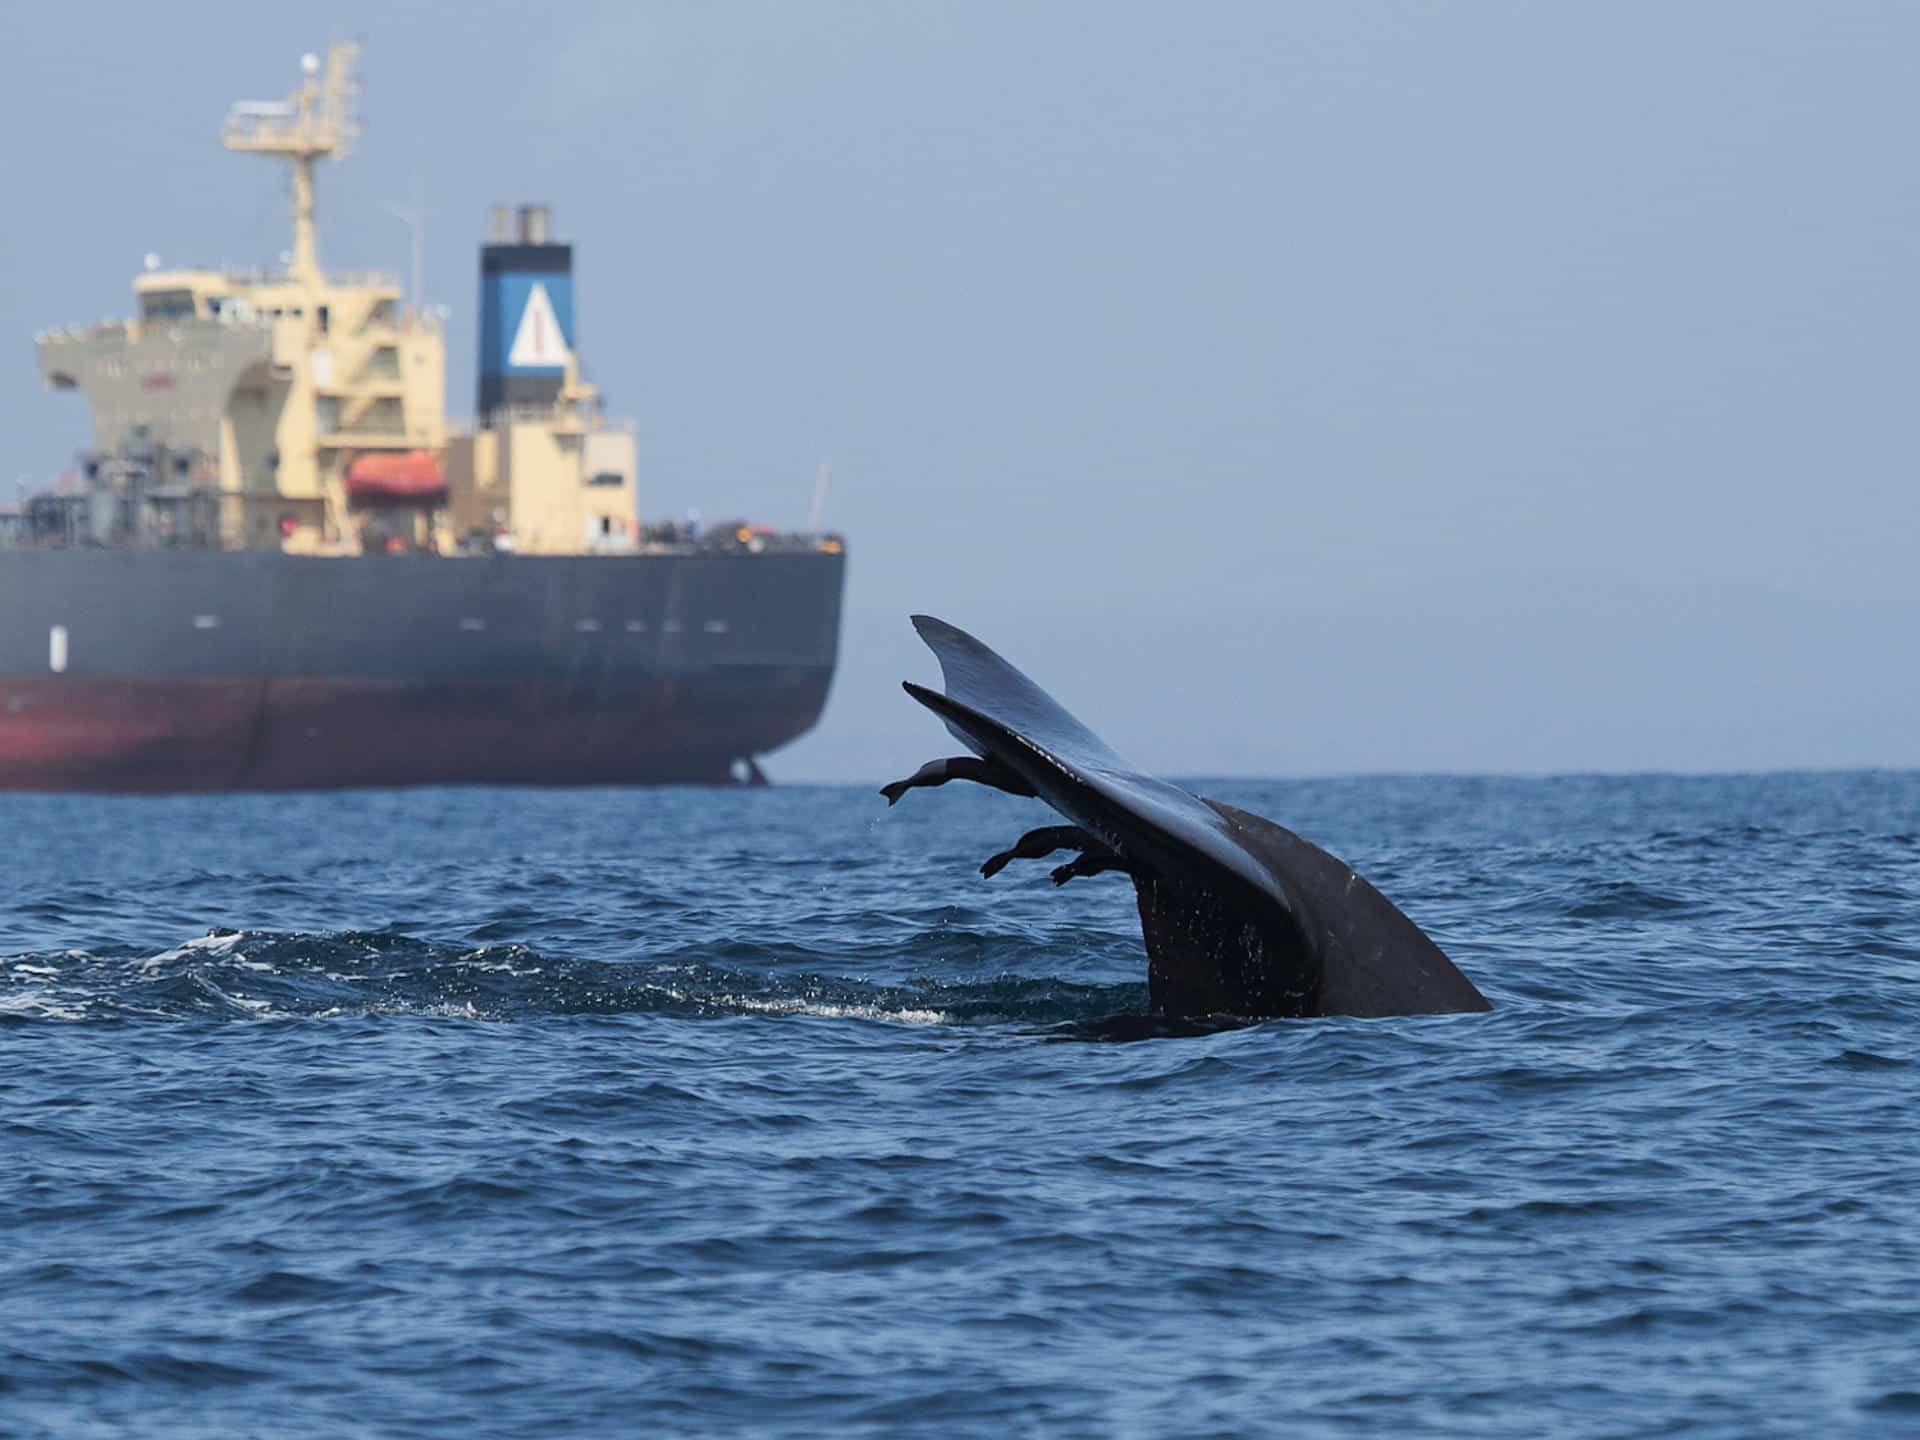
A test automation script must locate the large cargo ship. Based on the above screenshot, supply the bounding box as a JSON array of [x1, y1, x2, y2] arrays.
[[3, 44, 844, 792]]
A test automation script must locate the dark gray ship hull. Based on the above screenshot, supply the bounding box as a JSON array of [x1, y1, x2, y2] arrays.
[[0, 549, 843, 791]]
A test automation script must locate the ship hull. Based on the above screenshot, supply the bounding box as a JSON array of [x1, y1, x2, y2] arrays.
[[0, 549, 842, 792]]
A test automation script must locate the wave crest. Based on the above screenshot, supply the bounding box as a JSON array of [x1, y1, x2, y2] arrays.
[[0, 929, 1145, 1030]]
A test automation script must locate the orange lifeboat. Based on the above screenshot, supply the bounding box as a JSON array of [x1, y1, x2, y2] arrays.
[[344, 451, 447, 507]]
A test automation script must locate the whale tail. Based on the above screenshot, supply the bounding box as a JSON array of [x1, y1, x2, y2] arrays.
[[884, 616, 1490, 1020]]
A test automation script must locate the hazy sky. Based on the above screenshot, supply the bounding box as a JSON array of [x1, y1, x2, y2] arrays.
[[4, 2, 1916, 781]]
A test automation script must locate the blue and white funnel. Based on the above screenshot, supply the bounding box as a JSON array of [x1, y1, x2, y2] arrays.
[[477, 204, 574, 416]]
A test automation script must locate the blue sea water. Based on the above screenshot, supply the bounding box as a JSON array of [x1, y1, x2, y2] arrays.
[[3, 772, 1918, 1437]]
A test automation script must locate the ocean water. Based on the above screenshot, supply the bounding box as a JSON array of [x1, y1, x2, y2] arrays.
[[4, 772, 1918, 1437]]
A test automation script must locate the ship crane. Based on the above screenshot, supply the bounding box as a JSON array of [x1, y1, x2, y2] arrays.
[[220, 43, 361, 285]]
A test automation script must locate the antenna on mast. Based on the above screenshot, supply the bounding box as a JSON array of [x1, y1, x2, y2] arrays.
[[808, 461, 831, 534], [387, 197, 426, 309], [221, 41, 362, 285]]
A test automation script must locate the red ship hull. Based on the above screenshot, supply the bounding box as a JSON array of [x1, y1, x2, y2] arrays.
[[0, 673, 830, 792]]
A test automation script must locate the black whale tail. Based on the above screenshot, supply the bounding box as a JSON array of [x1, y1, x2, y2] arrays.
[[887, 616, 1491, 1021]]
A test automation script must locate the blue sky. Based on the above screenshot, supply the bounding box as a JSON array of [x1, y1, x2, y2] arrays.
[[4, 2, 1915, 780]]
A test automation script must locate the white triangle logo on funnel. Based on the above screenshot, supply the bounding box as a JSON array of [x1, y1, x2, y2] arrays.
[[508, 282, 569, 368]]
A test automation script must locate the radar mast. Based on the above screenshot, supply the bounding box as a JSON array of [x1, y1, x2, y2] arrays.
[[220, 42, 361, 285]]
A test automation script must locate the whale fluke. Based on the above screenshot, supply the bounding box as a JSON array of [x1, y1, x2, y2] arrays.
[[885, 615, 1491, 1021]]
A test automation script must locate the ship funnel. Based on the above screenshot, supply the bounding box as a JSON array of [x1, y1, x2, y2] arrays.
[[477, 203, 574, 417], [516, 205, 551, 244]]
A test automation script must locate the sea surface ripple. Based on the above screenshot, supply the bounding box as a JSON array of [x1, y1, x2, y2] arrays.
[[4, 774, 1919, 1437]]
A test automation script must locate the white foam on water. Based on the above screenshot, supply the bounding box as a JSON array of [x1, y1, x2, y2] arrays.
[[724, 993, 951, 1026], [0, 989, 88, 1021], [143, 931, 246, 970], [312, 1000, 486, 1021], [640, 983, 950, 1026]]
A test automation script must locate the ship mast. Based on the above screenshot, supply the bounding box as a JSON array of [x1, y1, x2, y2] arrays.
[[221, 42, 361, 285]]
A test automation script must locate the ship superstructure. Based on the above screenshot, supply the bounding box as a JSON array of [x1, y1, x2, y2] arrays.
[[3, 43, 843, 792], [443, 203, 638, 557], [33, 43, 641, 561], [37, 45, 446, 554]]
